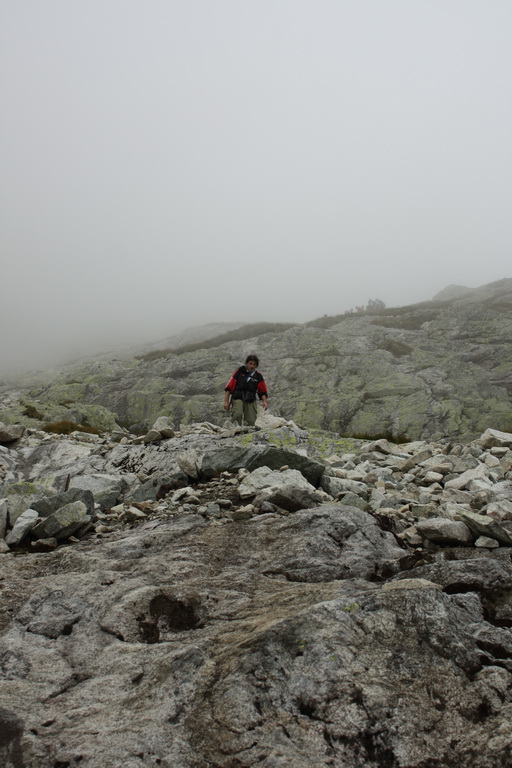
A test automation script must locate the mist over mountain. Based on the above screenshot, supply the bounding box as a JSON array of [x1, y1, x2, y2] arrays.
[[0, 284, 455, 377], [2, 278, 511, 444]]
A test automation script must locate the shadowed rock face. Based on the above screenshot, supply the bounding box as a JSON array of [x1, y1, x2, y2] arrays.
[[2, 278, 512, 441]]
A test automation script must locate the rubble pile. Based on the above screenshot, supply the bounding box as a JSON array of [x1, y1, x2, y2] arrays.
[[2, 418, 512, 556]]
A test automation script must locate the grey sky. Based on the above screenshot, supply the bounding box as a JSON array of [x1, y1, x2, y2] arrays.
[[1, 0, 511, 373]]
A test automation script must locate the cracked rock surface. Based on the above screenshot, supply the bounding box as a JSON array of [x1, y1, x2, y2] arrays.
[[2, 503, 512, 766], [2, 420, 512, 766]]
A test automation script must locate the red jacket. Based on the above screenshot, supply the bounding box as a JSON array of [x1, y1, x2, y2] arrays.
[[225, 366, 268, 402]]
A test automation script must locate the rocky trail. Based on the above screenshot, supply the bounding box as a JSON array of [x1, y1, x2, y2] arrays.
[[2, 413, 512, 766]]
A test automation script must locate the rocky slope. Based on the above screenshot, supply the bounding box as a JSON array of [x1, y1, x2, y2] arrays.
[[1, 279, 512, 443], [2, 414, 512, 767]]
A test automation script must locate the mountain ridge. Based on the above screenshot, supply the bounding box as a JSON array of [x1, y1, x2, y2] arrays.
[[1, 278, 512, 443]]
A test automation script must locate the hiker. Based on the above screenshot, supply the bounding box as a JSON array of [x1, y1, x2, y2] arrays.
[[224, 354, 268, 426]]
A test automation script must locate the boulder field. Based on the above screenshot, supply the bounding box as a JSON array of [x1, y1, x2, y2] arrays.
[[2, 415, 512, 766]]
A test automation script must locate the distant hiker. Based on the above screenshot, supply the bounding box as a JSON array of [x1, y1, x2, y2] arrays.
[[224, 354, 268, 426]]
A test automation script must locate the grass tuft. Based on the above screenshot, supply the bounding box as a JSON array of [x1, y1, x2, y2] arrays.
[[23, 404, 44, 420]]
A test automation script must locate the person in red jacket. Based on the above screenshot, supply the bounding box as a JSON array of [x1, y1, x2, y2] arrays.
[[224, 354, 268, 426]]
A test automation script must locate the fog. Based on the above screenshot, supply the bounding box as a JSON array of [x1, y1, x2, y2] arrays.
[[1, 1, 511, 374]]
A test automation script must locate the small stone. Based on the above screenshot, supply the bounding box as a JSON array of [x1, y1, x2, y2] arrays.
[[95, 524, 115, 533], [416, 518, 474, 545], [423, 471, 444, 484], [479, 429, 512, 449], [151, 416, 175, 438], [398, 526, 423, 547], [260, 501, 279, 514], [338, 492, 368, 510], [122, 507, 147, 523], [172, 487, 196, 502], [5, 508, 39, 546], [205, 503, 221, 517], [231, 506, 254, 521], [177, 449, 200, 479], [486, 501, 512, 521], [0, 423, 25, 443], [455, 509, 512, 545], [30, 537, 58, 552], [32, 501, 91, 541], [474, 536, 500, 548], [445, 464, 490, 490], [216, 498, 233, 508], [143, 429, 163, 444]]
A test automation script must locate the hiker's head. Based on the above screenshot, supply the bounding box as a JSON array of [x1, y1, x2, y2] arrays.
[[245, 354, 259, 370]]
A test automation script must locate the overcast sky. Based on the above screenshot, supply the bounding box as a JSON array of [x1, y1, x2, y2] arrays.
[[1, 0, 511, 373]]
